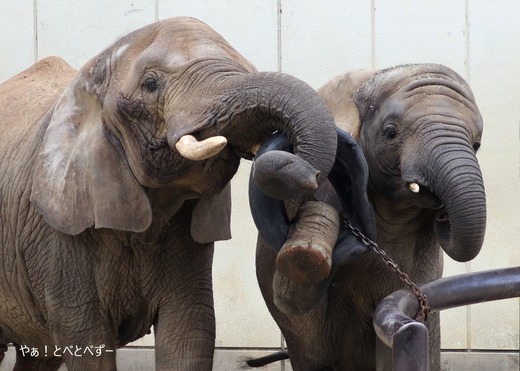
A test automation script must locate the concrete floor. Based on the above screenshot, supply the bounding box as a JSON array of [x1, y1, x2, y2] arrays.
[[0, 347, 518, 370]]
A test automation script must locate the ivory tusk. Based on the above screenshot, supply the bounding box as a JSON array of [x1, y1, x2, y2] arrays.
[[409, 182, 420, 193], [175, 134, 227, 161], [250, 143, 261, 155]]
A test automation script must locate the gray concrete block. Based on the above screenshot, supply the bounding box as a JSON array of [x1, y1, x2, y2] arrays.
[[440, 351, 519, 371]]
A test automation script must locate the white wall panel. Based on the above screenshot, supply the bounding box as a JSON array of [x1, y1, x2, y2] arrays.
[[281, 0, 372, 89], [214, 163, 282, 348], [0, 0, 35, 83], [374, 0, 466, 76], [36, 0, 155, 69], [159, 0, 278, 72], [441, 306, 468, 349], [440, 261, 470, 349], [464, 0, 520, 350]]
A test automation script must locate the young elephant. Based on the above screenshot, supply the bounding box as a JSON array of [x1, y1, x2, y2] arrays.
[[0, 17, 339, 371], [251, 64, 486, 370]]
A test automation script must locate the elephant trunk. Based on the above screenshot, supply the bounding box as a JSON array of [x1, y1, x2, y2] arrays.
[[427, 144, 486, 262], [249, 130, 376, 314], [170, 71, 338, 199]]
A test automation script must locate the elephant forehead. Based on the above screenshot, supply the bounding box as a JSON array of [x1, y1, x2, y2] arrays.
[[380, 94, 406, 113], [156, 41, 236, 67], [115, 17, 256, 77], [144, 18, 254, 70], [127, 35, 252, 76], [405, 93, 480, 127]]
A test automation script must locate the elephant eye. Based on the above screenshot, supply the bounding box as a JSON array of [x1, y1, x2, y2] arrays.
[[383, 124, 398, 140], [473, 141, 481, 152], [142, 77, 160, 93]]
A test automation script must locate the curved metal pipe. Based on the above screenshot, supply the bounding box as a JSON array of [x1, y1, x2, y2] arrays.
[[373, 266, 520, 371]]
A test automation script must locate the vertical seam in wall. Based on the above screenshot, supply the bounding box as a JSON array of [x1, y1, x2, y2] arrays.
[[277, 0, 282, 72], [464, 0, 471, 83], [33, 0, 38, 62], [278, 4, 284, 364], [466, 298, 472, 352], [281, 333, 286, 371], [464, 0, 472, 354], [370, 0, 376, 69], [155, 0, 159, 22]]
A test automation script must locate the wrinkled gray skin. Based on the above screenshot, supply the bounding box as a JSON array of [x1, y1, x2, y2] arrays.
[[254, 64, 486, 370], [0, 17, 338, 371]]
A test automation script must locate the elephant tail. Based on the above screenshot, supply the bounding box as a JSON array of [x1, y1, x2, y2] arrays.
[[245, 351, 289, 367]]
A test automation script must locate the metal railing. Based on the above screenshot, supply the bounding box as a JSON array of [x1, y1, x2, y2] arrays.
[[373, 266, 520, 371]]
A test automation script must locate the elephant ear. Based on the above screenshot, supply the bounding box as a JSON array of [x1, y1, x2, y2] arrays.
[[31, 58, 152, 235], [318, 69, 376, 140], [191, 183, 232, 244]]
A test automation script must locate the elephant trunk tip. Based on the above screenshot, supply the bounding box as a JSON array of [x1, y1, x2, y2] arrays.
[[253, 150, 321, 199], [435, 206, 486, 263]]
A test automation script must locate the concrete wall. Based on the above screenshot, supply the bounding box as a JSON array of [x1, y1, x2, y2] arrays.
[[1, 0, 519, 362]]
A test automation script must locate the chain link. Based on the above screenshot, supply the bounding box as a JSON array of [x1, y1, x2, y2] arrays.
[[344, 220, 431, 321]]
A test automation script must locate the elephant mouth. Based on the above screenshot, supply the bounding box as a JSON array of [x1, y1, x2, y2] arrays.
[[405, 180, 453, 250], [402, 180, 443, 210]]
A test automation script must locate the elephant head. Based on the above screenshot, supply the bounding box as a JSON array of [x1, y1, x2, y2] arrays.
[[29, 17, 338, 241], [319, 64, 486, 263]]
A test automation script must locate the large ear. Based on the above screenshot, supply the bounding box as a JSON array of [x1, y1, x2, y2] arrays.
[[329, 128, 376, 240], [191, 183, 232, 244], [30, 58, 152, 235], [318, 69, 376, 140]]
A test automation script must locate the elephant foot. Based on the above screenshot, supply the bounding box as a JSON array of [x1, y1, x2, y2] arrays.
[[273, 201, 339, 314], [276, 240, 332, 284]]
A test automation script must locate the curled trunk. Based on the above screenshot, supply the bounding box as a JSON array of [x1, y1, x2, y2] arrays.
[[203, 72, 338, 198], [429, 144, 486, 262]]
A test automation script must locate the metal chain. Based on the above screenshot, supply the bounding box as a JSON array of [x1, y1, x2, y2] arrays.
[[344, 220, 431, 321]]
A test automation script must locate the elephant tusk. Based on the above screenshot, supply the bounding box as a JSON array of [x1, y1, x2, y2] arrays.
[[409, 182, 420, 193], [250, 143, 261, 155], [175, 134, 227, 161]]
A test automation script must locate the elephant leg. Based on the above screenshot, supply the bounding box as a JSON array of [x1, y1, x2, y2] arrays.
[[273, 201, 340, 314], [45, 289, 117, 369], [13, 345, 62, 371], [428, 312, 441, 369], [154, 245, 215, 371], [375, 336, 392, 371], [50, 327, 117, 371]]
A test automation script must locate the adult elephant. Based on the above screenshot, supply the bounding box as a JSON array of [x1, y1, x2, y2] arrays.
[[0, 17, 338, 371], [250, 64, 486, 370]]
